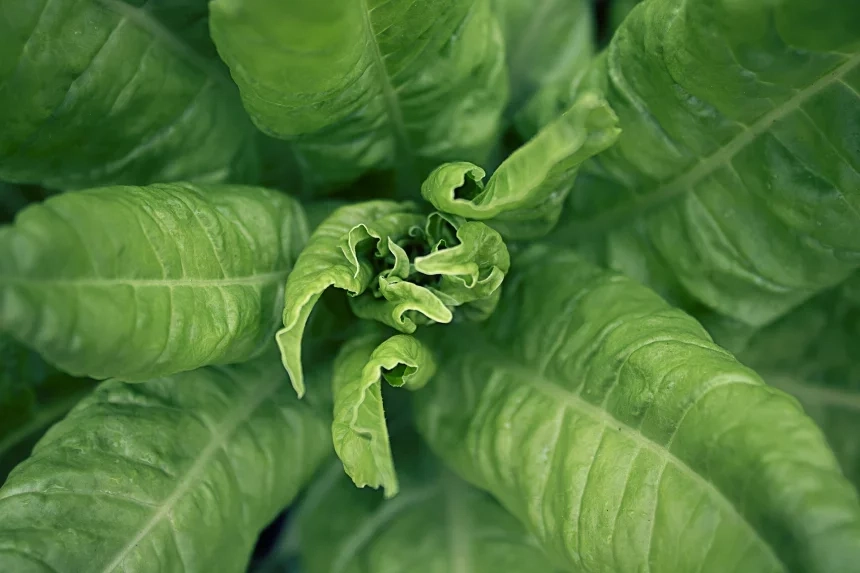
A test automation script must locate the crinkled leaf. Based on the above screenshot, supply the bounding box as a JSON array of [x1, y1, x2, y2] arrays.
[[0, 0, 258, 189], [415, 245, 860, 572], [299, 455, 557, 573], [276, 202, 508, 397], [0, 183, 308, 380], [423, 93, 619, 238], [0, 335, 96, 483], [332, 333, 436, 498], [209, 0, 507, 191], [0, 354, 331, 572], [493, 0, 593, 113], [546, 0, 860, 327]]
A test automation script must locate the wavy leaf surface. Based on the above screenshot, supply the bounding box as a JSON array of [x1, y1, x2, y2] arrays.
[[0, 183, 308, 380], [332, 333, 436, 497], [422, 93, 619, 238], [209, 0, 507, 191], [0, 0, 259, 189], [545, 0, 860, 327], [415, 245, 860, 572], [276, 201, 508, 396], [0, 354, 330, 572]]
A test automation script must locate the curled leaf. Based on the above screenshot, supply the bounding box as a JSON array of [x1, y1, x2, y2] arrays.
[[276, 202, 509, 396], [422, 93, 619, 239], [332, 333, 436, 498]]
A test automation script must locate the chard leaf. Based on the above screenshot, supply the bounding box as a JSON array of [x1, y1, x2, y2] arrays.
[[332, 333, 436, 498], [276, 202, 508, 397], [299, 456, 557, 573], [415, 245, 860, 572], [422, 93, 619, 239], [493, 0, 594, 113], [547, 0, 860, 327], [209, 0, 508, 191], [0, 183, 308, 381], [0, 354, 330, 573], [609, 0, 642, 37], [0, 335, 95, 483], [0, 0, 259, 189]]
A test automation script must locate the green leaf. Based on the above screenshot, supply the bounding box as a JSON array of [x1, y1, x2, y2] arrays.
[[0, 354, 331, 572], [0, 335, 96, 483], [209, 0, 508, 191], [0, 0, 259, 189], [299, 456, 558, 573], [415, 245, 860, 572], [0, 182, 308, 381], [547, 0, 860, 327], [722, 274, 860, 490], [493, 0, 593, 113], [332, 332, 436, 498], [276, 202, 508, 397], [422, 93, 619, 239]]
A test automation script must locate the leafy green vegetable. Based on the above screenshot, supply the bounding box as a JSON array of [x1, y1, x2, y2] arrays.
[[422, 92, 619, 238], [299, 453, 558, 573], [332, 332, 436, 498], [722, 274, 860, 490], [0, 0, 258, 189], [0, 182, 308, 380], [209, 0, 508, 191], [415, 245, 860, 572], [608, 0, 642, 38], [276, 200, 509, 397], [493, 0, 593, 113], [0, 335, 96, 482], [545, 0, 860, 327], [0, 353, 330, 572]]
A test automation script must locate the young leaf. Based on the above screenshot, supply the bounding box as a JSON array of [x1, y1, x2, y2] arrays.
[[276, 202, 509, 397], [414, 245, 860, 572], [299, 457, 558, 573], [493, 0, 594, 113], [422, 93, 619, 239], [0, 335, 95, 483], [332, 332, 436, 498], [0, 354, 331, 573], [0, 183, 308, 380], [0, 0, 259, 189], [209, 0, 508, 191], [548, 0, 860, 327]]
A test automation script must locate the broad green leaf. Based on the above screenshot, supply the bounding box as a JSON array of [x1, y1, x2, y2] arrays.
[[299, 455, 557, 573], [332, 333, 436, 498], [415, 245, 860, 572], [493, 0, 593, 113], [722, 274, 860, 489], [0, 354, 330, 573], [422, 92, 619, 239], [0, 0, 259, 189], [0, 183, 308, 381], [546, 0, 860, 327], [276, 201, 509, 397], [0, 335, 96, 483], [209, 0, 508, 191]]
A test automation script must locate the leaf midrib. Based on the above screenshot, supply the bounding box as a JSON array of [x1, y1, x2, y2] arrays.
[[478, 344, 786, 571], [0, 270, 289, 288], [99, 374, 282, 573], [94, 0, 231, 88], [358, 0, 417, 191], [444, 474, 472, 573], [571, 51, 860, 239]]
